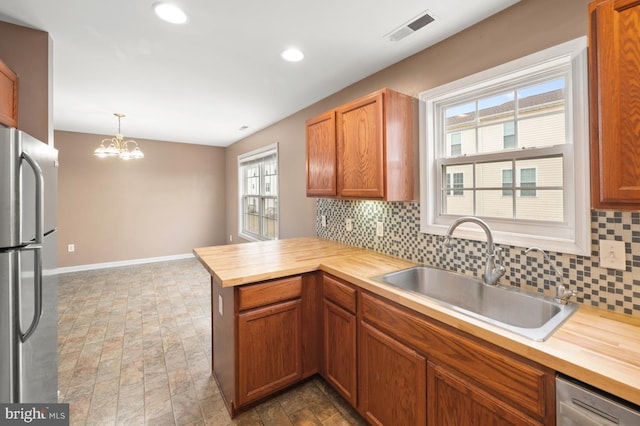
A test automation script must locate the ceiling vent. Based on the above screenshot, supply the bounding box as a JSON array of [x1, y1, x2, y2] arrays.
[[387, 11, 435, 42]]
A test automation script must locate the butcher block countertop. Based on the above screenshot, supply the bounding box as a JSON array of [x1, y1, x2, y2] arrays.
[[193, 237, 640, 406]]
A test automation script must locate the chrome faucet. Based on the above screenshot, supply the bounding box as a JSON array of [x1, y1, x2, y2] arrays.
[[525, 247, 577, 305], [443, 216, 505, 286]]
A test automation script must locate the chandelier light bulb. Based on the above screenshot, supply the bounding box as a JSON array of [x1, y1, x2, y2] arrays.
[[94, 113, 144, 160]]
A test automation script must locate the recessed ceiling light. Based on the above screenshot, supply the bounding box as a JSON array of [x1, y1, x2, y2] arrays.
[[153, 3, 188, 24], [281, 48, 304, 62]]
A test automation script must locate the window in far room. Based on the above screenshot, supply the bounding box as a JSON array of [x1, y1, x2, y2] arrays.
[[238, 144, 279, 241]]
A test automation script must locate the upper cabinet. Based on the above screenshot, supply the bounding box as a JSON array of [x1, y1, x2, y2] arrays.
[[589, 0, 640, 209], [306, 88, 415, 201], [306, 110, 337, 197], [0, 58, 18, 128]]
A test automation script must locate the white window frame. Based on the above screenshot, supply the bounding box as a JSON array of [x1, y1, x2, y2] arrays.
[[238, 143, 279, 242], [419, 37, 590, 255]]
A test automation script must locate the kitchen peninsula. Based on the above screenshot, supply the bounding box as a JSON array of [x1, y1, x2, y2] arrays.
[[194, 237, 640, 423]]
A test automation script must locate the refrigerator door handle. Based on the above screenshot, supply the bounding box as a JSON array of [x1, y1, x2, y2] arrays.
[[19, 152, 45, 343], [21, 152, 44, 246], [19, 246, 42, 343]]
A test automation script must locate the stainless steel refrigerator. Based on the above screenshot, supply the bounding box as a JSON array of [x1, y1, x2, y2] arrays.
[[0, 126, 58, 403]]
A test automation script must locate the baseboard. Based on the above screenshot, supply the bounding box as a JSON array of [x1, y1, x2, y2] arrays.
[[56, 253, 195, 274]]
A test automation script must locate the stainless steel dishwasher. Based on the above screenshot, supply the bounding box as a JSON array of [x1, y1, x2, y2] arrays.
[[556, 375, 640, 425]]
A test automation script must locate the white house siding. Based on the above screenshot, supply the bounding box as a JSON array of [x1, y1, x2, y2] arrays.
[[443, 110, 565, 221]]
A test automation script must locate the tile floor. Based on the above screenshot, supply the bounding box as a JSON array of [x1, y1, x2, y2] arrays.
[[57, 258, 366, 425]]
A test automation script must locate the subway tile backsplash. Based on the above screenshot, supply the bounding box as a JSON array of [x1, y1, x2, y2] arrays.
[[316, 199, 640, 316]]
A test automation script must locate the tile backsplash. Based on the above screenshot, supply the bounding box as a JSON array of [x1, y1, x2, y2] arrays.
[[316, 199, 640, 317]]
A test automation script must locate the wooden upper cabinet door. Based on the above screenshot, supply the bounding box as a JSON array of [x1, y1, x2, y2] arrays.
[[306, 111, 337, 196], [337, 92, 386, 199], [0, 59, 18, 128], [589, 0, 640, 209]]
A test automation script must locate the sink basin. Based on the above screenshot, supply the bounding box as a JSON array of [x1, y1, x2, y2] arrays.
[[371, 266, 578, 341]]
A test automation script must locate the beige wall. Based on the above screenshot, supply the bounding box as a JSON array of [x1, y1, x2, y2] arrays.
[[56, 131, 226, 267], [225, 0, 590, 243], [0, 20, 51, 144]]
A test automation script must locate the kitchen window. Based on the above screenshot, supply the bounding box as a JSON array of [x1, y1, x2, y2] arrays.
[[238, 144, 279, 241], [419, 38, 590, 255]]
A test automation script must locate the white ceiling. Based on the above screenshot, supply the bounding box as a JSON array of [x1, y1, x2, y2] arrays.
[[0, 0, 519, 147]]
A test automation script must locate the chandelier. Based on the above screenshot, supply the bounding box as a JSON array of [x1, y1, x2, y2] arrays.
[[94, 113, 144, 159]]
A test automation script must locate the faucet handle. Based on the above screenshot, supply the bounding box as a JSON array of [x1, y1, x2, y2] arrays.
[[493, 246, 504, 264]]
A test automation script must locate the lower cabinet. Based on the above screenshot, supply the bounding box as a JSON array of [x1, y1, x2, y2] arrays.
[[322, 274, 358, 406], [360, 290, 555, 426], [237, 299, 303, 406], [323, 300, 357, 406], [359, 321, 427, 426], [212, 272, 555, 424], [428, 361, 544, 426]]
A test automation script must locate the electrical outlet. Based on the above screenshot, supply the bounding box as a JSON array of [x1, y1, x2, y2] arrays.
[[67, 244, 75, 253], [218, 294, 224, 316], [376, 221, 384, 237], [599, 240, 626, 271], [321, 215, 327, 227], [346, 218, 353, 232], [229, 234, 233, 242]]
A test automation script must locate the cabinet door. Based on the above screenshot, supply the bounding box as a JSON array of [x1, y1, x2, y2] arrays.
[[306, 111, 337, 196], [337, 92, 385, 199], [427, 361, 542, 426], [237, 299, 302, 406], [590, 0, 640, 208], [0, 59, 18, 128], [359, 321, 426, 426], [323, 299, 357, 406]]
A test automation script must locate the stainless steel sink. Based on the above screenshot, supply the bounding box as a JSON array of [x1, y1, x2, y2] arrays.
[[371, 266, 578, 341]]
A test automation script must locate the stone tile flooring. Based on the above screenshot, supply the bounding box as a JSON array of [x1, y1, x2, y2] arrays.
[[57, 258, 366, 425]]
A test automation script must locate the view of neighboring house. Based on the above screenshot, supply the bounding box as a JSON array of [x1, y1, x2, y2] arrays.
[[441, 79, 566, 222]]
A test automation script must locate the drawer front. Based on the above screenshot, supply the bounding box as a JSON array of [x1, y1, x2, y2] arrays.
[[323, 274, 357, 313], [361, 291, 553, 421], [238, 276, 302, 311]]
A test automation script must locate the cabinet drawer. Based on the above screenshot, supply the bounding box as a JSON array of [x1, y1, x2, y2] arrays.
[[323, 275, 356, 313], [238, 276, 302, 311], [361, 291, 553, 421]]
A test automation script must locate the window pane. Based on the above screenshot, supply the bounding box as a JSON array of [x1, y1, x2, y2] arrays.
[[263, 198, 278, 239], [503, 121, 516, 149], [517, 78, 565, 117], [520, 168, 537, 197], [502, 169, 513, 196], [517, 157, 563, 187], [518, 113, 565, 148], [452, 172, 464, 195], [445, 102, 475, 131], [476, 190, 514, 219], [244, 196, 260, 235], [244, 164, 260, 195], [516, 190, 563, 221], [449, 132, 462, 156], [442, 190, 473, 215], [476, 161, 511, 189], [443, 164, 472, 191], [478, 92, 514, 126]]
